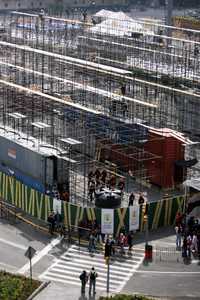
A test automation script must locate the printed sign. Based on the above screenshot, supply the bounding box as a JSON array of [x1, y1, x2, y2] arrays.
[[129, 205, 140, 231], [8, 148, 16, 159], [101, 209, 114, 234]]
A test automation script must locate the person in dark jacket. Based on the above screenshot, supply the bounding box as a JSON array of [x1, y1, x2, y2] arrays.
[[80, 270, 88, 294], [47, 211, 55, 235], [128, 193, 135, 206], [127, 231, 134, 251]]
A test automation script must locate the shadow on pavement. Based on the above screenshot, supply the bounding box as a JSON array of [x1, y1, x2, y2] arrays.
[[133, 226, 174, 246], [78, 294, 96, 300]]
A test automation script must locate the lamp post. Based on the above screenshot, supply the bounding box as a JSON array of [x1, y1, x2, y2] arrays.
[[143, 200, 149, 246]]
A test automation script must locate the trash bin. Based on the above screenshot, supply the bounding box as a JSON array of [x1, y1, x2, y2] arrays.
[[145, 244, 153, 260]]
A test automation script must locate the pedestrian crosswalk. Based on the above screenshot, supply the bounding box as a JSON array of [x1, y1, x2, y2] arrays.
[[39, 244, 144, 293]]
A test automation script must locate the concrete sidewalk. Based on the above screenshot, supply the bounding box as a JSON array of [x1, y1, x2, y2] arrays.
[[35, 282, 103, 300], [35, 227, 200, 300]]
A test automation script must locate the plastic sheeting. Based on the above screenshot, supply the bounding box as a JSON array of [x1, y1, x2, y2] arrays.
[[94, 10, 132, 21], [92, 10, 154, 37], [91, 18, 151, 37], [189, 206, 200, 219], [183, 178, 200, 191]]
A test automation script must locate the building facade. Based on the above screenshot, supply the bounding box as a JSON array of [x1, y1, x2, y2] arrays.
[[0, 0, 129, 11], [0, 0, 55, 10]]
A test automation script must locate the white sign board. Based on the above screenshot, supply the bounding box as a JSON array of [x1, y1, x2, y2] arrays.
[[53, 198, 62, 214], [129, 205, 140, 231], [101, 209, 114, 234]]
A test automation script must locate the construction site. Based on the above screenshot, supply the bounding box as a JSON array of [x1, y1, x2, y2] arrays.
[[0, 9, 200, 208]]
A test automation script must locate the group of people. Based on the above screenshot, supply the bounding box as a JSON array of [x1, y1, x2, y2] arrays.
[[79, 230, 134, 296], [46, 184, 69, 202], [128, 192, 146, 206], [47, 211, 62, 235], [175, 212, 200, 261], [88, 169, 125, 202], [80, 267, 98, 295], [87, 226, 134, 256], [105, 231, 134, 256]]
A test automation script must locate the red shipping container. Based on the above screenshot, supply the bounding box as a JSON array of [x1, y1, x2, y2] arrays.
[[144, 128, 186, 189]]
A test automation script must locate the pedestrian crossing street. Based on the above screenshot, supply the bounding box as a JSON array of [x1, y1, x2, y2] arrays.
[[39, 244, 144, 293]]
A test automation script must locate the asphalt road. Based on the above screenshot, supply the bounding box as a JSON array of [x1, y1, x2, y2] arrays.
[[0, 218, 57, 276], [0, 217, 200, 299], [123, 233, 200, 299]]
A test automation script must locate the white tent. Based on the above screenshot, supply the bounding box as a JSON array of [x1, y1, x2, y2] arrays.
[[94, 10, 138, 22], [183, 178, 200, 192], [92, 10, 154, 37], [90, 18, 153, 37], [94, 9, 114, 18]]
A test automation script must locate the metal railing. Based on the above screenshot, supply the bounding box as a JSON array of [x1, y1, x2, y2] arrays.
[[155, 246, 182, 263], [0, 199, 17, 223]]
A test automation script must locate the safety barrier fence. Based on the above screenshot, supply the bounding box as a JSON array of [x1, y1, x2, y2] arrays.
[[155, 246, 182, 263], [0, 171, 185, 235]]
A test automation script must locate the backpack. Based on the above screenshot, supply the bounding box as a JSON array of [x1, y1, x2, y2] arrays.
[[80, 273, 87, 282], [90, 271, 97, 281]]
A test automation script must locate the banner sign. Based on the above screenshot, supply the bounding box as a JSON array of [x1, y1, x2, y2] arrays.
[[129, 205, 140, 231], [8, 148, 16, 159], [101, 209, 114, 234], [53, 198, 62, 214]]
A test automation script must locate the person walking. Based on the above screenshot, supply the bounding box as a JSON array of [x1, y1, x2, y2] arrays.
[[191, 232, 198, 255], [119, 232, 126, 255], [79, 270, 88, 294], [47, 211, 55, 235], [88, 180, 96, 202], [88, 233, 96, 253], [187, 234, 192, 259], [175, 225, 182, 250], [110, 236, 116, 256], [128, 192, 135, 206], [127, 231, 134, 251], [89, 267, 98, 295], [182, 235, 187, 259], [54, 210, 62, 231], [138, 193, 145, 205]]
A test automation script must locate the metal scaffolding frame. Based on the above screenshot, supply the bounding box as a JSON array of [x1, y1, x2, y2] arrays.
[[0, 11, 199, 205]]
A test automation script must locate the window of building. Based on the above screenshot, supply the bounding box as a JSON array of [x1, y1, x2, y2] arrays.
[[4, 3, 8, 7], [18, 3, 21, 7]]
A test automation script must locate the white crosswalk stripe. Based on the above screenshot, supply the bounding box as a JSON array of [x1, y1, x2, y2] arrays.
[[39, 244, 144, 292]]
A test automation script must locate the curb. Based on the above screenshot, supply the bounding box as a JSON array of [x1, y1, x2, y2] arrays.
[[27, 280, 50, 300], [17, 214, 49, 234], [5, 205, 50, 234]]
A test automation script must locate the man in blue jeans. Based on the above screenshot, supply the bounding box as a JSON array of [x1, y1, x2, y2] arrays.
[[89, 267, 98, 295], [175, 225, 182, 250], [88, 233, 96, 253]]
